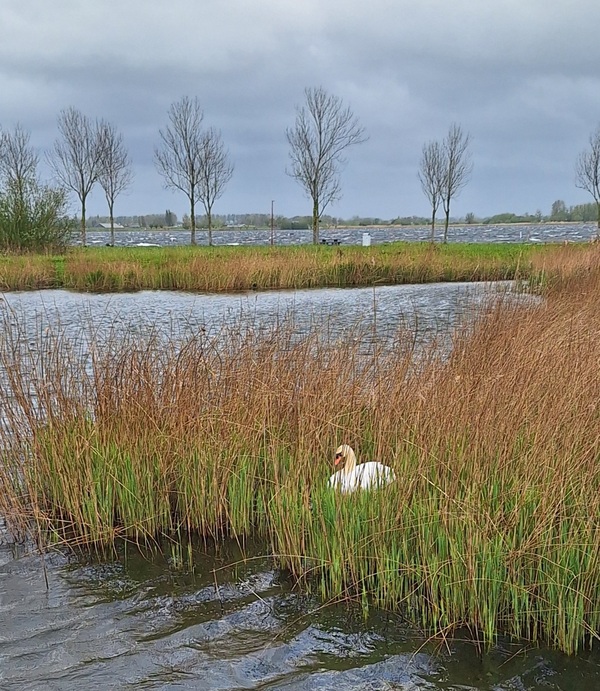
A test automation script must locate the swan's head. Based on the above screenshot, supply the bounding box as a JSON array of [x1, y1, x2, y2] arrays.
[[334, 444, 354, 470]]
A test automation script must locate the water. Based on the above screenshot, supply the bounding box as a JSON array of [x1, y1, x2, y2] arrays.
[[0, 281, 513, 352], [2, 540, 599, 690], [79, 222, 598, 248], [1, 283, 598, 689]]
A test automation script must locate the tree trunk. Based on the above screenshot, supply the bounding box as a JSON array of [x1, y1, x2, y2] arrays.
[[430, 207, 436, 243], [312, 198, 319, 244], [190, 198, 196, 246], [81, 198, 86, 246], [208, 209, 213, 247], [443, 207, 450, 244], [596, 201, 600, 238], [109, 200, 115, 246]]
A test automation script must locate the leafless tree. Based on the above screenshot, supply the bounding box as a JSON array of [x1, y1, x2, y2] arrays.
[[418, 140, 444, 242], [286, 87, 366, 244], [98, 122, 133, 246], [0, 124, 39, 201], [197, 127, 233, 246], [47, 107, 105, 245], [154, 96, 205, 245], [440, 123, 473, 243], [575, 125, 600, 235]]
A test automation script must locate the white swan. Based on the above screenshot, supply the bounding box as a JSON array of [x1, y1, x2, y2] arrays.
[[328, 444, 396, 493]]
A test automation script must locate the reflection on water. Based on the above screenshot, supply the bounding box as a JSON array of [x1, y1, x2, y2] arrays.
[[1, 282, 598, 689]]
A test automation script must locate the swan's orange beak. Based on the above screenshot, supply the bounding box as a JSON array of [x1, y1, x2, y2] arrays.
[[334, 451, 344, 467]]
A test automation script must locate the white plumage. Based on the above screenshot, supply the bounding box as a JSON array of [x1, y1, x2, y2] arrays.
[[328, 444, 396, 493]]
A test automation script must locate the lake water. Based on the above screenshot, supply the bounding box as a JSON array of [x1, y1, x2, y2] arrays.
[[81, 222, 599, 248], [1, 282, 599, 690]]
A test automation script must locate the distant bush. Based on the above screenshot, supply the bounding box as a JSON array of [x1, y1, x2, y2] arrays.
[[483, 212, 539, 224]]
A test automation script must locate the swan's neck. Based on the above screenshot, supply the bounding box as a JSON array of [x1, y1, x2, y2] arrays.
[[342, 450, 357, 475]]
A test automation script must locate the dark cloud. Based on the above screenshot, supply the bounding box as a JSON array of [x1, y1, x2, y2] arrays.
[[2, 0, 600, 220]]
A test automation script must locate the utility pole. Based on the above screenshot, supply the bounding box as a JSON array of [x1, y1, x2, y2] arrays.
[[270, 200, 275, 246]]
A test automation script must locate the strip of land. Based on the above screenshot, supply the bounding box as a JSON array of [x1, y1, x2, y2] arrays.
[[0, 241, 572, 293]]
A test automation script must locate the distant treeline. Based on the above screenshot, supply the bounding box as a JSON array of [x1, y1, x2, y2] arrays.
[[85, 201, 600, 230]]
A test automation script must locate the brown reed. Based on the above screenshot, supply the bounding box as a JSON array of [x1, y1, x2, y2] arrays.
[[0, 242, 534, 293], [1, 243, 600, 653], [0, 254, 60, 291]]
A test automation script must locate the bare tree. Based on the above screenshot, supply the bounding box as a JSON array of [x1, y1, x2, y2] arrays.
[[286, 87, 366, 244], [440, 123, 473, 243], [154, 96, 205, 245], [575, 125, 600, 236], [47, 107, 105, 245], [197, 126, 233, 246], [98, 122, 133, 246], [418, 140, 444, 242], [0, 124, 39, 202]]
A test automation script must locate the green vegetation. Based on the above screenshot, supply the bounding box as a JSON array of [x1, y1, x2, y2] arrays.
[[0, 242, 551, 293], [0, 125, 74, 251], [1, 243, 600, 654], [0, 180, 73, 251]]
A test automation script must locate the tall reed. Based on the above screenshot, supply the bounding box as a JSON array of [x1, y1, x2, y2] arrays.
[[1, 244, 600, 653], [0, 253, 60, 290], [0, 243, 535, 293]]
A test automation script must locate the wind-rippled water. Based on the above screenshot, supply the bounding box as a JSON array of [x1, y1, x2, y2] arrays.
[[1, 282, 599, 689], [2, 538, 599, 690], [79, 222, 598, 248], [0, 281, 509, 351]]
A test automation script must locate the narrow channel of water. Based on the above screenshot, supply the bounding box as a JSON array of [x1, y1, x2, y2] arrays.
[[0, 281, 516, 350], [1, 282, 598, 689]]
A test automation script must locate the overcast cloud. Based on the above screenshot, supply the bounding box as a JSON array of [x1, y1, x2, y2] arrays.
[[2, 0, 600, 221]]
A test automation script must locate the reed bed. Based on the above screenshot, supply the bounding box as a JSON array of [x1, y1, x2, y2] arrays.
[[0, 242, 534, 293], [62, 243, 532, 292], [0, 254, 61, 291], [1, 244, 600, 654]]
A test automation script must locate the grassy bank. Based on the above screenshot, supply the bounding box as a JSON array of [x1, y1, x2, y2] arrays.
[[0, 241, 550, 292], [1, 243, 600, 653]]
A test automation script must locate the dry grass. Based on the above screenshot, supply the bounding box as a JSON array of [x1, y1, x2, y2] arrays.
[[1, 243, 600, 653], [0, 254, 60, 290], [61, 243, 531, 292], [0, 242, 534, 293]]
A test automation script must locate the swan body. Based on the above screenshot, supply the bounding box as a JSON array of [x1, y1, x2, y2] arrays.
[[328, 444, 396, 493]]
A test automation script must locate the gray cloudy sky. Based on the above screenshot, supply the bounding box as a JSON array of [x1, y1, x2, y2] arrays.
[[2, 0, 600, 221]]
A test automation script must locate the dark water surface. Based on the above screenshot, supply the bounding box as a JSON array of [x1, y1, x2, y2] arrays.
[[80, 222, 598, 248], [2, 538, 599, 691], [1, 283, 599, 689]]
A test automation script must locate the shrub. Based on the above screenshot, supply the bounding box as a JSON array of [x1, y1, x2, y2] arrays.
[[0, 178, 74, 251]]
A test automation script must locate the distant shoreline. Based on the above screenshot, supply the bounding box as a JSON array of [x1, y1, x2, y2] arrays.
[[83, 220, 597, 232]]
